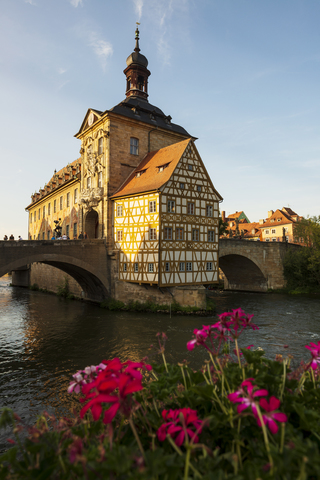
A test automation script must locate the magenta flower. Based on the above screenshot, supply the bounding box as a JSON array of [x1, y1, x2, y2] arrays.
[[187, 328, 208, 351], [305, 341, 320, 370], [257, 397, 288, 434], [157, 408, 203, 446], [228, 379, 268, 415]]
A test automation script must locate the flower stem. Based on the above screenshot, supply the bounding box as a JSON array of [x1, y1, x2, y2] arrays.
[[162, 352, 168, 373], [279, 422, 285, 454], [180, 365, 188, 390], [184, 446, 191, 480], [255, 404, 274, 473], [280, 359, 287, 400], [234, 339, 242, 369], [129, 418, 145, 461]]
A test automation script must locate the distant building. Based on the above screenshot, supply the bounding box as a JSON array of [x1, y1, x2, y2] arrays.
[[259, 207, 302, 243]]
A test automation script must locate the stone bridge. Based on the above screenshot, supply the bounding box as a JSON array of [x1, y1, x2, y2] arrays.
[[219, 238, 302, 292], [0, 239, 302, 300], [0, 240, 111, 302]]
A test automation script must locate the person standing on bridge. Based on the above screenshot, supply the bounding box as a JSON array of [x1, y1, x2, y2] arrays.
[[3, 235, 8, 241], [78, 232, 84, 239], [18, 236, 23, 241], [9, 234, 14, 241], [84, 232, 88, 239]]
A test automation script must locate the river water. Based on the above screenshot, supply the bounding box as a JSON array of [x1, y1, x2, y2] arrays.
[[1, 274, 320, 449]]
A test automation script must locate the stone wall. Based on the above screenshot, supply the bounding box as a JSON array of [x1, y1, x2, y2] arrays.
[[30, 263, 83, 297]]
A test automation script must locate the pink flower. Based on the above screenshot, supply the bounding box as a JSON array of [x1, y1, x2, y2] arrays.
[[228, 379, 268, 415], [257, 397, 288, 434], [157, 408, 203, 446], [305, 341, 320, 370], [187, 328, 208, 351]]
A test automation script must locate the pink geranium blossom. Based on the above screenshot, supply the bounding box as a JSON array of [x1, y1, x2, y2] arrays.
[[228, 379, 268, 415], [257, 397, 288, 434], [157, 408, 203, 446], [305, 341, 320, 370]]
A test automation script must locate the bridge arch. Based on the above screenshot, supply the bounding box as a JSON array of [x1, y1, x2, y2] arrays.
[[219, 253, 268, 292], [0, 249, 109, 302]]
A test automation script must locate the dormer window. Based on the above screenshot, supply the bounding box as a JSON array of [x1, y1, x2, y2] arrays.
[[277, 218, 282, 222], [158, 163, 169, 173], [136, 169, 146, 178], [130, 137, 139, 155]]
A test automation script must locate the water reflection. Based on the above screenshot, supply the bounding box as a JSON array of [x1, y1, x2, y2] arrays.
[[1, 275, 320, 451]]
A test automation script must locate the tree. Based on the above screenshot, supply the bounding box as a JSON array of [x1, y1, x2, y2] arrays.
[[219, 211, 228, 236]]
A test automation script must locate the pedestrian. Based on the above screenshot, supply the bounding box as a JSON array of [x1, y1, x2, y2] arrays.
[[3, 235, 8, 241], [62, 233, 67, 240], [84, 232, 88, 239], [51, 235, 56, 240], [18, 236, 23, 241], [78, 232, 84, 239], [9, 234, 14, 241]]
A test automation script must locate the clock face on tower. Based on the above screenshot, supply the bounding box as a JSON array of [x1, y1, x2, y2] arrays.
[[88, 112, 94, 126]]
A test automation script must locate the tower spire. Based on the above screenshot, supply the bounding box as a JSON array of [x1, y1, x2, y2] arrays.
[[124, 25, 151, 101]]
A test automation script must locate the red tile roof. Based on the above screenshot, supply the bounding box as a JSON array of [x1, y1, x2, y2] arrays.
[[110, 139, 191, 198]]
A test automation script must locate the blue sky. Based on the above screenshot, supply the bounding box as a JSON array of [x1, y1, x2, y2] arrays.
[[1, 0, 320, 238]]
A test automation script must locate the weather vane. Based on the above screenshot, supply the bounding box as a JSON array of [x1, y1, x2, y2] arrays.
[[136, 22, 140, 25]]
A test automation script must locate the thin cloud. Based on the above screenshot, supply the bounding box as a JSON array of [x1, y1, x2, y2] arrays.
[[133, 0, 143, 21], [69, 0, 83, 7], [89, 35, 113, 70], [58, 67, 67, 75], [24, 0, 37, 5]]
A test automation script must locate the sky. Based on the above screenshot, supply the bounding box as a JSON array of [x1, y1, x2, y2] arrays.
[[1, 0, 320, 238]]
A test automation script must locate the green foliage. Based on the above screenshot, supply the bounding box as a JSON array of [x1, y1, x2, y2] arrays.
[[219, 211, 228, 236], [4, 338, 320, 478], [29, 283, 39, 291], [100, 298, 215, 315], [57, 277, 71, 298]]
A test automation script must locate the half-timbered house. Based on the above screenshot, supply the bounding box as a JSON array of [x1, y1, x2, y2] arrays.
[[111, 138, 222, 287]]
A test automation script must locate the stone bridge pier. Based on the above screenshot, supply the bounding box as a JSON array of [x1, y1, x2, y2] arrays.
[[219, 239, 301, 292], [0, 240, 110, 303]]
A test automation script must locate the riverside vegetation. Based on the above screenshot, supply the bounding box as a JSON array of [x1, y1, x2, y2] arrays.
[[2, 308, 320, 479]]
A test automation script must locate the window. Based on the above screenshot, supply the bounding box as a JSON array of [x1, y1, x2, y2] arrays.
[[47, 231, 50, 240], [180, 182, 185, 189], [277, 218, 281, 222], [60, 196, 63, 210], [66, 225, 69, 238], [30, 214, 32, 223], [265, 230, 269, 234], [73, 223, 77, 238], [206, 205, 213, 217], [130, 137, 139, 155], [176, 228, 184, 240], [192, 229, 199, 241], [123, 263, 127, 272], [206, 262, 213, 271], [37, 234, 40, 240], [272, 237, 277, 242], [54, 199, 56, 213], [136, 169, 146, 178], [164, 227, 172, 240], [117, 230, 123, 241], [48, 203, 51, 215], [186, 262, 192, 271], [43, 206, 45, 217], [116, 205, 123, 217], [165, 262, 170, 272], [42, 232, 45, 240], [265, 238, 270, 242], [67, 193, 70, 207], [188, 164, 193, 171], [187, 202, 194, 215], [197, 185, 202, 192], [38, 209, 40, 220], [34, 212, 36, 222], [74, 189, 78, 204], [148, 263, 154, 272], [87, 177, 91, 189], [134, 263, 139, 272], [208, 230, 215, 242], [149, 228, 157, 240], [149, 201, 156, 213], [167, 200, 175, 213], [179, 262, 185, 272], [158, 163, 169, 172], [98, 137, 103, 155], [271, 229, 276, 234], [98, 171, 103, 188]]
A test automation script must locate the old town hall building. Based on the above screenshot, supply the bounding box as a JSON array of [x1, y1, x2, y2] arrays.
[[26, 28, 222, 302]]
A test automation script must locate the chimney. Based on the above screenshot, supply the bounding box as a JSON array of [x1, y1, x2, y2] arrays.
[[221, 211, 226, 222], [268, 210, 274, 218], [259, 219, 264, 225]]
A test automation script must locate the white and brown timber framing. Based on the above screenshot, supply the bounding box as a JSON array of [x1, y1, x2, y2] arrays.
[[111, 138, 223, 287]]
